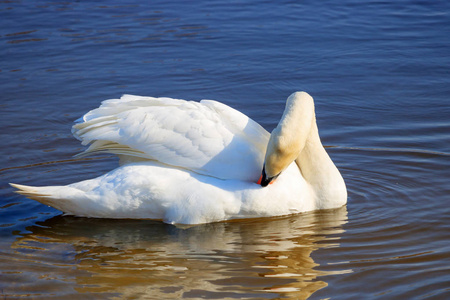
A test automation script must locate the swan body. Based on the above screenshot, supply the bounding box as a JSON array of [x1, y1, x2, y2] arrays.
[[11, 92, 347, 224]]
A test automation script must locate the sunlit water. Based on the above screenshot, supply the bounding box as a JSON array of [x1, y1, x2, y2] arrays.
[[1, 0, 449, 299]]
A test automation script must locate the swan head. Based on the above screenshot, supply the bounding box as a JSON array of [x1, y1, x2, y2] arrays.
[[259, 92, 315, 187]]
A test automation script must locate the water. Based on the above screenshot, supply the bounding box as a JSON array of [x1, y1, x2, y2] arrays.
[[1, 0, 449, 299]]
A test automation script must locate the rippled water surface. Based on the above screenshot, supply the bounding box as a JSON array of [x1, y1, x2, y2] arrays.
[[1, 0, 449, 299]]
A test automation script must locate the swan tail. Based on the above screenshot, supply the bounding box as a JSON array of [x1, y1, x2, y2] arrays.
[[10, 183, 58, 204], [9, 183, 87, 215]]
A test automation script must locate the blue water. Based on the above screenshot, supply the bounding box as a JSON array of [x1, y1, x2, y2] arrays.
[[1, 1, 449, 299]]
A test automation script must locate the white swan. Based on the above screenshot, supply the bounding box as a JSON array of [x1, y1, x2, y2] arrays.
[[10, 92, 347, 224]]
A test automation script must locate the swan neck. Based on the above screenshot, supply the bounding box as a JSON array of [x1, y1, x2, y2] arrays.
[[295, 121, 347, 204], [264, 91, 347, 205]]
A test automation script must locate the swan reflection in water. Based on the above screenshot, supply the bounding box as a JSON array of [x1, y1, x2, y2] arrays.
[[9, 206, 350, 299]]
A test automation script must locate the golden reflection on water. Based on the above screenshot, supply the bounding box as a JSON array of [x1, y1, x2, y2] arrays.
[[6, 207, 349, 299]]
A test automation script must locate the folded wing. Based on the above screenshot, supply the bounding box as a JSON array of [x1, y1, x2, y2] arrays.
[[72, 95, 269, 181]]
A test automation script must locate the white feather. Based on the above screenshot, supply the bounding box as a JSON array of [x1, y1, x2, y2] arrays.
[[72, 95, 268, 181]]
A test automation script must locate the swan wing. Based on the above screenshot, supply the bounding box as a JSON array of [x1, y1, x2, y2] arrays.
[[72, 95, 269, 181]]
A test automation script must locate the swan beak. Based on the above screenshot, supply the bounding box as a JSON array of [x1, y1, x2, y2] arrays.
[[258, 166, 279, 187], [257, 174, 263, 185]]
